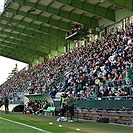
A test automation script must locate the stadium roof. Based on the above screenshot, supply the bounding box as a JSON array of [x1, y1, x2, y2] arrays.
[[0, 0, 132, 64]]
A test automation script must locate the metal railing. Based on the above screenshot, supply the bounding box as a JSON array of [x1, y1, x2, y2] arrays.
[[102, 78, 132, 95]]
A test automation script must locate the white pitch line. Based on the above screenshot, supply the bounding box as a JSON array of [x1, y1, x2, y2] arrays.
[[0, 117, 52, 133]]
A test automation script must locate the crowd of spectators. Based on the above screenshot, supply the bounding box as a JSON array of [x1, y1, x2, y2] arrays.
[[0, 23, 133, 101]]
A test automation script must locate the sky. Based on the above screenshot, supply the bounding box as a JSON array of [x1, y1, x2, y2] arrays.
[[0, 57, 28, 85], [0, 0, 28, 85], [0, 0, 4, 13]]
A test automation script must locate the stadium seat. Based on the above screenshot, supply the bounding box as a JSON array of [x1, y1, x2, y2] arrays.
[[43, 107, 55, 116]]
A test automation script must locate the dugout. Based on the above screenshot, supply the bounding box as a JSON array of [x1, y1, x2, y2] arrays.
[[24, 93, 54, 106], [0, 94, 54, 112], [0, 101, 24, 112]]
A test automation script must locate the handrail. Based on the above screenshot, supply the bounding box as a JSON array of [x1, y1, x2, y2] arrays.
[[104, 78, 131, 85], [46, 64, 73, 90], [102, 78, 132, 95], [74, 95, 133, 101], [102, 95, 133, 100]]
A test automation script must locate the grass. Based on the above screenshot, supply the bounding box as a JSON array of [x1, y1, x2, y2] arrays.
[[0, 111, 133, 133], [0, 119, 43, 133]]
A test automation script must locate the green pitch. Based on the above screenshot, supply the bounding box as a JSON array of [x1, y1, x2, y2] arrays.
[[0, 111, 133, 133]]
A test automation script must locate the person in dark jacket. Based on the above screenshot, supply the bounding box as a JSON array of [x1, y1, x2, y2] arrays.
[[4, 95, 9, 114], [67, 91, 75, 122]]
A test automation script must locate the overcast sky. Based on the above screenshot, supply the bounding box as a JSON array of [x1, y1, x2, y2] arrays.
[[0, 0, 4, 13], [0, 0, 27, 85], [0, 56, 27, 85]]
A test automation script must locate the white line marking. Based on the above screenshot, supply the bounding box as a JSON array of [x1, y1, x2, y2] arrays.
[[0, 117, 52, 133]]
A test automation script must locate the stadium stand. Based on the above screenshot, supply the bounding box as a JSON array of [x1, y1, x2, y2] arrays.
[[0, 0, 133, 125], [1, 23, 133, 100]]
